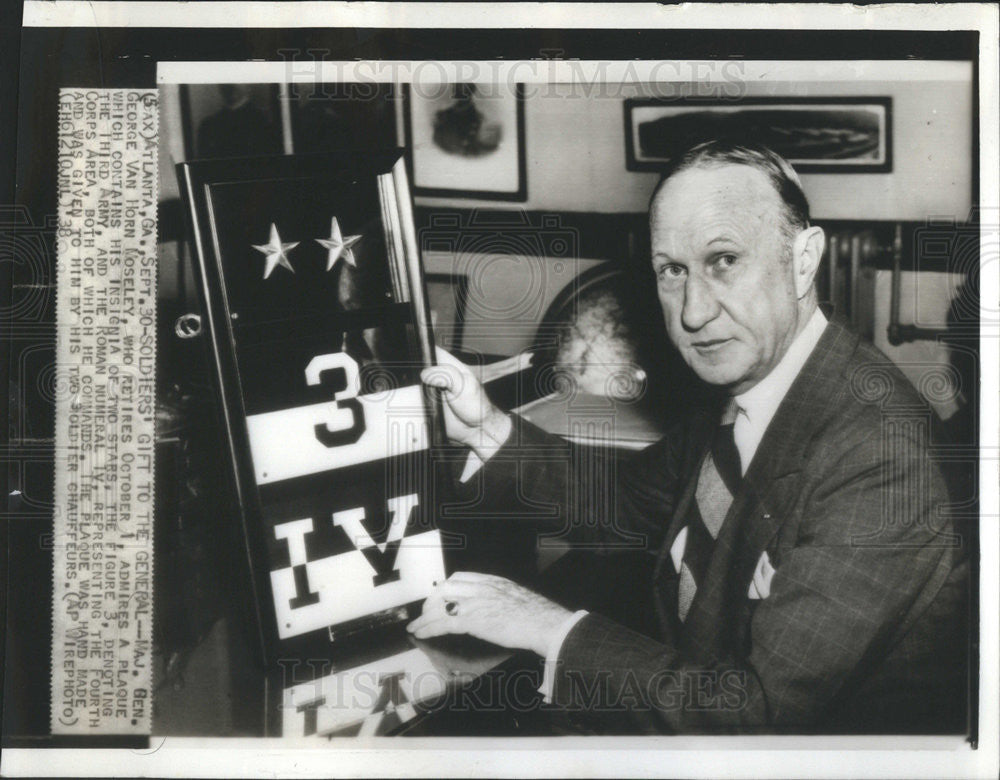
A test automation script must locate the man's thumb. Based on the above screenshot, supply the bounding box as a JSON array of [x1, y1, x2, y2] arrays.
[[421, 365, 457, 392]]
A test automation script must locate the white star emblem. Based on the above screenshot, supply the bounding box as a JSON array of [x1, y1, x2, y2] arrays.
[[251, 223, 298, 279], [316, 217, 362, 271]]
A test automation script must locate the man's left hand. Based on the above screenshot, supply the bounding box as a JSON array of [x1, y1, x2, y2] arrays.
[[406, 572, 573, 658]]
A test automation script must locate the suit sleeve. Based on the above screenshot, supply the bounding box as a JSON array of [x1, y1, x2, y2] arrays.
[[549, 426, 957, 732], [452, 413, 688, 555]]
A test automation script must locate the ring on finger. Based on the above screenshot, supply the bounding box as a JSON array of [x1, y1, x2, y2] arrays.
[[445, 600, 459, 616]]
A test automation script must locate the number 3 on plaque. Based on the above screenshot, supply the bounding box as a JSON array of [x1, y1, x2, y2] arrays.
[[305, 353, 367, 447]]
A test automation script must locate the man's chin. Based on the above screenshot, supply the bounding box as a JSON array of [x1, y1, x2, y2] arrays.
[[686, 357, 750, 391]]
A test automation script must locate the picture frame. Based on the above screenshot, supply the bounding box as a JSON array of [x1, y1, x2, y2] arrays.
[[624, 97, 893, 174], [285, 81, 397, 155], [404, 83, 527, 200], [178, 83, 285, 160]]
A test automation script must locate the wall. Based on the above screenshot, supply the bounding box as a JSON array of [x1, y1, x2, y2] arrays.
[[158, 83, 189, 303], [411, 63, 975, 420], [156, 66, 976, 420], [413, 65, 973, 221], [423, 250, 606, 357], [873, 270, 969, 421], [159, 83, 184, 202]]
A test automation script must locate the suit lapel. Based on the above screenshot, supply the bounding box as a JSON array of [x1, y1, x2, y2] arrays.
[[680, 319, 861, 653]]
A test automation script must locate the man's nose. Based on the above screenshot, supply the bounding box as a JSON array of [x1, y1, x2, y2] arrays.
[[680, 274, 720, 332]]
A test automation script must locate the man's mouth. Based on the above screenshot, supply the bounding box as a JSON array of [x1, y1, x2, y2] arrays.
[[690, 338, 732, 352]]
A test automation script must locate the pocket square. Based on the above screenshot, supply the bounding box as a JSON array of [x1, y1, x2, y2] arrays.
[[747, 551, 776, 600]]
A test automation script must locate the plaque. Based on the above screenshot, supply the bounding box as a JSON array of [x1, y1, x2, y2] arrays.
[[177, 151, 445, 667]]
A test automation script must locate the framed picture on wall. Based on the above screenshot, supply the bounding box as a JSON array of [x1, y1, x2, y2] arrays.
[[286, 82, 397, 154], [404, 83, 527, 200], [179, 83, 285, 160], [624, 97, 893, 174]]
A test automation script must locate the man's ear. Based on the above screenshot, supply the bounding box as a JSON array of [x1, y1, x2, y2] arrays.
[[791, 226, 825, 300]]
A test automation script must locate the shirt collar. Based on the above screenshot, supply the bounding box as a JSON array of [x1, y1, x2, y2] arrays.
[[734, 307, 828, 432]]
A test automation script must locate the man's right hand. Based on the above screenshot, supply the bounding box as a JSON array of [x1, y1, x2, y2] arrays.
[[420, 348, 513, 462]]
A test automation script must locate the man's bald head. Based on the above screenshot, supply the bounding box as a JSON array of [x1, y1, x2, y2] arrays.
[[651, 140, 811, 245]]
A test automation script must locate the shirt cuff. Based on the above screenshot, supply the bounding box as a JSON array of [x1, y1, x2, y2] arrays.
[[457, 413, 513, 483], [538, 610, 589, 703]]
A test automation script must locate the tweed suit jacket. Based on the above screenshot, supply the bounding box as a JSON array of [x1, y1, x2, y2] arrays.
[[466, 318, 968, 733]]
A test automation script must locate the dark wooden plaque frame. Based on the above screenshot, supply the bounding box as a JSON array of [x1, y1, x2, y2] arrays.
[[177, 150, 442, 669]]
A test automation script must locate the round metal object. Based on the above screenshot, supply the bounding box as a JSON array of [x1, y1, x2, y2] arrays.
[[174, 313, 202, 339]]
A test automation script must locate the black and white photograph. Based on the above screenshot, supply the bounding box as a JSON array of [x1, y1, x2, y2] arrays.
[[1, 2, 998, 778]]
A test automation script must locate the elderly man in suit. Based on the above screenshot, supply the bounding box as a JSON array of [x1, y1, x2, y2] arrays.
[[409, 141, 969, 733]]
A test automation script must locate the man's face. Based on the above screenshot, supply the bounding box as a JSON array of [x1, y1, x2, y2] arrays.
[[650, 164, 802, 395]]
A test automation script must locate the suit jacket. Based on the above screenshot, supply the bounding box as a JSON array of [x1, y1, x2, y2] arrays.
[[464, 318, 969, 733]]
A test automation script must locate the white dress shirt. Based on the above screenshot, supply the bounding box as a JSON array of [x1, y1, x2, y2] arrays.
[[542, 307, 829, 702], [731, 307, 829, 476]]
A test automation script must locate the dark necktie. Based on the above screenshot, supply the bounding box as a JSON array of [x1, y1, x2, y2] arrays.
[[677, 402, 741, 621]]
